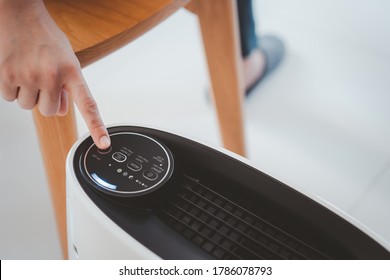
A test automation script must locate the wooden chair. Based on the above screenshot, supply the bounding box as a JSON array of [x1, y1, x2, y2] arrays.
[[34, 0, 245, 259]]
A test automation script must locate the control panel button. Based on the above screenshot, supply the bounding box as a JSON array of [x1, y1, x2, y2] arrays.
[[112, 152, 127, 162], [143, 170, 158, 181], [97, 146, 112, 154], [127, 160, 142, 171]]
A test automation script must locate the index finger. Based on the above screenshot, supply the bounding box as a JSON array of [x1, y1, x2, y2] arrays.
[[66, 73, 111, 149]]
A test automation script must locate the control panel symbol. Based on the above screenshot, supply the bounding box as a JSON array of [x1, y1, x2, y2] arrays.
[[143, 170, 158, 181], [127, 161, 143, 171], [112, 152, 127, 162], [117, 168, 122, 173]]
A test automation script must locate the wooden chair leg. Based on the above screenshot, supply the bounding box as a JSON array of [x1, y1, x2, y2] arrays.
[[32, 102, 78, 259], [192, 0, 246, 156]]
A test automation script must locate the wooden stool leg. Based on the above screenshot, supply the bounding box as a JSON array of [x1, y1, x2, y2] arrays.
[[193, 0, 246, 156], [32, 102, 78, 259]]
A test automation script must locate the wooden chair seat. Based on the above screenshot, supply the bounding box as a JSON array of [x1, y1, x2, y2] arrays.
[[44, 0, 191, 67]]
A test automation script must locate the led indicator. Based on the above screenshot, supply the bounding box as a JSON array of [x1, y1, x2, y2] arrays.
[[91, 173, 117, 190]]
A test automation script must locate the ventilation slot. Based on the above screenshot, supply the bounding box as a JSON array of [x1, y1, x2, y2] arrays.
[[157, 175, 331, 260]]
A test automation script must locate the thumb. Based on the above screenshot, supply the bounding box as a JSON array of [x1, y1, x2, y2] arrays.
[[66, 72, 110, 149]]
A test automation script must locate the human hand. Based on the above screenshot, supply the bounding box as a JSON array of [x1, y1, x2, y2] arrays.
[[0, 0, 110, 149]]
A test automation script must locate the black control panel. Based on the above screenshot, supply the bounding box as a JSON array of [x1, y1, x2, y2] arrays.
[[82, 132, 174, 197]]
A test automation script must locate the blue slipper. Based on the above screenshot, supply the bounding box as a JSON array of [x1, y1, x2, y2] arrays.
[[245, 35, 285, 96]]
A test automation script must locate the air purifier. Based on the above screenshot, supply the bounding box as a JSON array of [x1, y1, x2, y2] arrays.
[[66, 125, 390, 259]]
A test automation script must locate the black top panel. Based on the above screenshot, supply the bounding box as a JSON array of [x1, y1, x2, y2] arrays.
[[82, 132, 174, 197]]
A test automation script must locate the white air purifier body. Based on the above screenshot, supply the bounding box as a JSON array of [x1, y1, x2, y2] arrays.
[[66, 125, 390, 259]]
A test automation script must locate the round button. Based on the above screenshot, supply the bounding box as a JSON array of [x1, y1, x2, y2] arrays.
[[97, 146, 112, 154], [143, 170, 158, 181], [127, 161, 143, 171], [112, 152, 127, 162]]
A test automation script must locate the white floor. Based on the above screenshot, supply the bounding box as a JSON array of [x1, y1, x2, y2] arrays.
[[1, 0, 390, 259]]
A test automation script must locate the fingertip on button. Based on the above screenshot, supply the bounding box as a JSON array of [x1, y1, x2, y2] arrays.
[[99, 135, 111, 149], [97, 146, 112, 154]]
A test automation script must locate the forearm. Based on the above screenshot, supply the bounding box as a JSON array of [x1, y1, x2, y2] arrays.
[[0, 0, 44, 11], [0, 0, 48, 28]]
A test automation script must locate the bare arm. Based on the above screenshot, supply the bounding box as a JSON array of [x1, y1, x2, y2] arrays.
[[0, 0, 110, 148]]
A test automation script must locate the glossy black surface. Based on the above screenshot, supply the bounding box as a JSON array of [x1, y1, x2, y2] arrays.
[[82, 132, 173, 197]]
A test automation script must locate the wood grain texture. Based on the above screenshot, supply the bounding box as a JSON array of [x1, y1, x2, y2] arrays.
[[44, 0, 191, 67], [194, 0, 246, 156], [32, 102, 78, 259]]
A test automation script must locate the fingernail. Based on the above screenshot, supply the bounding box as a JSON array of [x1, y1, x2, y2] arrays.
[[99, 135, 111, 149]]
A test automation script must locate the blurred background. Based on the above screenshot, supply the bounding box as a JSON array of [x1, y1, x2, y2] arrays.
[[1, 0, 389, 259]]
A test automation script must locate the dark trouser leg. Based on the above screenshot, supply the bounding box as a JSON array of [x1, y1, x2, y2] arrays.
[[237, 0, 258, 58]]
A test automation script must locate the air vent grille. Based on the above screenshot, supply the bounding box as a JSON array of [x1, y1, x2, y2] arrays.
[[157, 175, 331, 260]]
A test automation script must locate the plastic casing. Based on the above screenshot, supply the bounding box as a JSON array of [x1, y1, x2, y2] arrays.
[[66, 124, 390, 259]]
